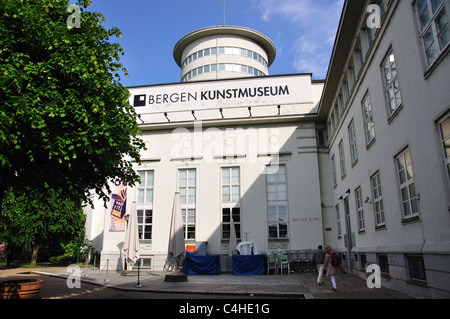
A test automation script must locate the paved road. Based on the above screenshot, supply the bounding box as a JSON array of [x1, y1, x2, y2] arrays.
[[1, 266, 412, 300], [0, 268, 288, 299], [40, 274, 281, 299]]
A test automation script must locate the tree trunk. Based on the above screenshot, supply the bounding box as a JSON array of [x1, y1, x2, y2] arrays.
[[31, 244, 39, 266]]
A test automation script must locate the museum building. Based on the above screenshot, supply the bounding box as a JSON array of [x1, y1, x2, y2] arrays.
[[85, 0, 450, 298]]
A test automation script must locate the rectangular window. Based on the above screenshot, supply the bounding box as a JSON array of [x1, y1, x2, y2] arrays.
[[222, 207, 241, 240], [382, 49, 403, 116], [396, 148, 419, 219], [371, 171, 386, 227], [179, 169, 196, 203], [378, 254, 389, 274], [407, 255, 427, 282], [179, 169, 196, 240], [360, 254, 367, 270], [182, 208, 195, 240], [355, 187, 365, 232], [415, 0, 450, 67], [348, 120, 358, 165], [222, 167, 240, 202], [137, 171, 154, 204], [335, 204, 342, 237], [221, 168, 241, 241], [266, 165, 288, 239], [339, 140, 346, 179], [137, 209, 152, 240], [362, 92, 376, 146], [439, 114, 450, 183]]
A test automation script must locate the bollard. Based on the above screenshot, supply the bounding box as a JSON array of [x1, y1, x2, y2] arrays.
[[104, 259, 110, 283], [84, 257, 88, 277]]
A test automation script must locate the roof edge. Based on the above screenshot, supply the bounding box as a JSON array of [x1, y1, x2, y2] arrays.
[[173, 25, 277, 68]]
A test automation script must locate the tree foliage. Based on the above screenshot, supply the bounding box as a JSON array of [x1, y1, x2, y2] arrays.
[[0, 0, 145, 207], [0, 187, 86, 264]]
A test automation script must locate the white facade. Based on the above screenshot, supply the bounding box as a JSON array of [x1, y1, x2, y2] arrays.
[[97, 73, 326, 272], [85, 0, 450, 298], [321, 0, 450, 298]]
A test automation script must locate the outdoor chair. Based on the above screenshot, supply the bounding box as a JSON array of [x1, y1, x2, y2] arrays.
[[276, 250, 290, 274], [266, 252, 277, 274]]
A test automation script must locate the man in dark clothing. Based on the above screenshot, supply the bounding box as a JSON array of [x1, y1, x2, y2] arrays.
[[311, 245, 326, 285]]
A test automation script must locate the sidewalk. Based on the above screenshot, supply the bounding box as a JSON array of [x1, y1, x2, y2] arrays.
[[1, 266, 411, 299]]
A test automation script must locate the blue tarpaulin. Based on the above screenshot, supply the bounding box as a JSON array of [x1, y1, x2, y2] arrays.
[[232, 254, 266, 275], [183, 253, 220, 275]]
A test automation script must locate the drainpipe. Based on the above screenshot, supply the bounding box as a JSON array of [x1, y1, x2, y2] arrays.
[[343, 194, 353, 275]]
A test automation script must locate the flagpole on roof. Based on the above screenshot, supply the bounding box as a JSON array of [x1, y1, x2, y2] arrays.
[[223, 0, 226, 26]]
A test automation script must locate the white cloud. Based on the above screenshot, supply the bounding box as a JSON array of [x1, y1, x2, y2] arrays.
[[254, 0, 344, 78], [257, 0, 332, 24]]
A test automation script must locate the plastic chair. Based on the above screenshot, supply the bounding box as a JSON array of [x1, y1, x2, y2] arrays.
[[280, 254, 290, 274], [276, 251, 290, 274], [266, 252, 277, 274]]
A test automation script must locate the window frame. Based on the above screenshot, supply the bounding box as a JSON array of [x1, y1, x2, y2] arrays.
[[407, 255, 428, 282], [137, 208, 153, 240], [178, 168, 197, 241], [221, 167, 241, 241], [361, 92, 376, 147], [355, 186, 366, 232], [266, 165, 289, 239], [395, 148, 420, 220], [221, 167, 241, 202], [438, 113, 450, 186], [222, 206, 241, 241], [338, 139, 347, 179], [348, 120, 359, 165], [371, 171, 386, 228], [137, 170, 154, 204], [335, 203, 342, 238], [381, 49, 403, 118], [414, 0, 450, 68]]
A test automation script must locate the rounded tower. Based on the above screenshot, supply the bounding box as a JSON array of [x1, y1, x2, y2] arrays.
[[173, 26, 276, 82]]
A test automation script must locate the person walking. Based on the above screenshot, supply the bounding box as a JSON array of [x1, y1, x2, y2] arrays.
[[324, 245, 340, 291], [311, 245, 325, 285]]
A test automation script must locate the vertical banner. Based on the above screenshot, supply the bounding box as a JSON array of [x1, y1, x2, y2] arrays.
[[109, 180, 127, 232]]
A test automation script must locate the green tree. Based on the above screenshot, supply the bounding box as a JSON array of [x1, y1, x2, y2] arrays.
[[0, 187, 86, 265], [0, 0, 145, 210]]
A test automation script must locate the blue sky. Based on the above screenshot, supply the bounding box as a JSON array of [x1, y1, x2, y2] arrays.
[[87, 0, 344, 87]]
